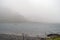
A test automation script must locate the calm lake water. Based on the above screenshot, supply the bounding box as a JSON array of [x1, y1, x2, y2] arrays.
[[0, 22, 60, 36]]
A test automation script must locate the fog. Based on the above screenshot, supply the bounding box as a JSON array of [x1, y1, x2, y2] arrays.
[[0, 0, 60, 36], [0, 0, 60, 23]]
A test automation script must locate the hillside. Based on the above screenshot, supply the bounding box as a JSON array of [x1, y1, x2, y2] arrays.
[[0, 7, 27, 23]]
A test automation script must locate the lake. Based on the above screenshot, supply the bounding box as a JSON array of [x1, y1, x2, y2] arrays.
[[0, 22, 60, 36]]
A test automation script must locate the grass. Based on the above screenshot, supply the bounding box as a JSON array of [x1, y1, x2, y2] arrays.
[[47, 37, 60, 40]]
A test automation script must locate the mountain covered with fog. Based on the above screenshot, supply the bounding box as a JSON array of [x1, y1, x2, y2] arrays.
[[0, 7, 27, 23]]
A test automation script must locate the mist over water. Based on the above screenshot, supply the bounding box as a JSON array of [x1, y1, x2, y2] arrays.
[[1, 0, 60, 23], [0, 0, 60, 37], [0, 23, 60, 36]]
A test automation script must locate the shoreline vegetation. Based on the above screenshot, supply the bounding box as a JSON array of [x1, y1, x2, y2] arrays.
[[0, 33, 60, 40]]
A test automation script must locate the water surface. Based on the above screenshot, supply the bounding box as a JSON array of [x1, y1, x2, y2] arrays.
[[0, 23, 60, 36]]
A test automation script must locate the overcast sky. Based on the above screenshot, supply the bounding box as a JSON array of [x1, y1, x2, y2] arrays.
[[0, 0, 60, 23]]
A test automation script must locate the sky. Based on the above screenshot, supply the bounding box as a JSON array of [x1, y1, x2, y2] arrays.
[[0, 0, 60, 23]]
